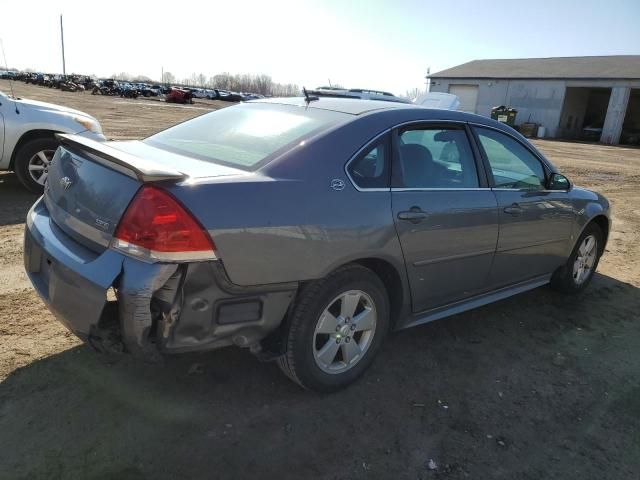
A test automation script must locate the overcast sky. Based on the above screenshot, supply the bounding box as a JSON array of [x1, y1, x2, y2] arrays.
[[1, 0, 639, 95]]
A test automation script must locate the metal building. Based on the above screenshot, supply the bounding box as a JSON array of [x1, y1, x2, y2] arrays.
[[428, 56, 640, 145]]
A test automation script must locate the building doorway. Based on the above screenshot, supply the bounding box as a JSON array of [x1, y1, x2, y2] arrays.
[[558, 87, 612, 141], [620, 89, 640, 146]]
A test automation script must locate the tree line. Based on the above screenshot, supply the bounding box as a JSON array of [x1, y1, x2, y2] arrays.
[[110, 71, 299, 96]]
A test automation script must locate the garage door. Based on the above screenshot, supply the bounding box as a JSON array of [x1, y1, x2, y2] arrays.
[[448, 85, 479, 113]]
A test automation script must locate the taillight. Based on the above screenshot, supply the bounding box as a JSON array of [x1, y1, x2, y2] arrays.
[[111, 185, 217, 263]]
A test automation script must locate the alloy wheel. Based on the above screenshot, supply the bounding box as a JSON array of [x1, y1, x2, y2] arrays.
[[27, 150, 56, 186], [312, 289, 377, 374], [573, 234, 598, 285]]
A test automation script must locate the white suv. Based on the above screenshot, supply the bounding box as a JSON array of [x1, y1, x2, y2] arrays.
[[0, 89, 105, 192]]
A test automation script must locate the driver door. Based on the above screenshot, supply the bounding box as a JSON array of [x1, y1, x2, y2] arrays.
[[471, 126, 575, 287]]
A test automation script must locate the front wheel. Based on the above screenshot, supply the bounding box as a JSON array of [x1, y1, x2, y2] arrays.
[[14, 137, 59, 193], [278, 264, 389, 392], [551, 223, 604, 293]]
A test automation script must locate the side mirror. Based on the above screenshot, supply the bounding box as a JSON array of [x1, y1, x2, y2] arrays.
[[547, 173, 571, 191]]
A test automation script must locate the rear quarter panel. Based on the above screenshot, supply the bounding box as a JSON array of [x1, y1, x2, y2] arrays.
[[166, 110, 409, 287]]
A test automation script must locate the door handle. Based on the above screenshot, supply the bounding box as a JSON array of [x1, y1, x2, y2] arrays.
[[503, 203, 523, 216], [397, 207, 428, 223]]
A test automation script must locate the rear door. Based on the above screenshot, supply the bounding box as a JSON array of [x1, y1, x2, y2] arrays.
[[471, 126, 575, 287], [391, 123, 499, 313]]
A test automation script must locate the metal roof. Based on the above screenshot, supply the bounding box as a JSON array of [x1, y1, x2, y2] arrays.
[[429, 56, 640, 80]]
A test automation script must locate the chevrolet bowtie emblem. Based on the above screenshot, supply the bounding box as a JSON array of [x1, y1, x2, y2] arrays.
[[60, 176, 73, 190]]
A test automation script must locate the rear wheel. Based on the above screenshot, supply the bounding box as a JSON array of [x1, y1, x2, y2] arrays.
[[551, 223, 603, 293], [14, 137, 59, 193], [278, 264, 389, 392]]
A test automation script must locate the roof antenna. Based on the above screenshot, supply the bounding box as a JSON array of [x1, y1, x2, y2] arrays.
[[302, 87, 318, 103], [0, 39, 19, 114]]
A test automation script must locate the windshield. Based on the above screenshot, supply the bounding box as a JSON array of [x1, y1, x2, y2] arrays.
[[144, 103, 350, 170]]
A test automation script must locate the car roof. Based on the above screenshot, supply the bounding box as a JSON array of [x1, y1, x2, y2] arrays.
[[249, 96, 424, 115], [246, 96, 526, 140]]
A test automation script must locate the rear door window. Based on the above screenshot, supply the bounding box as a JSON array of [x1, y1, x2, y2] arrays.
[[396, 127, 479, 188], [347, 136, 390, 189]]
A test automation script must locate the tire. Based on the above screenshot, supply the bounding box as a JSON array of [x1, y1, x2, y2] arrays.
[[278, 264, 390, 392], [14, 136, 59, 194], [551, 223, 604, 294]]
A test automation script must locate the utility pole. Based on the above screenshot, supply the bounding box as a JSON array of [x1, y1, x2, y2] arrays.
[[425, 66, 430, 92], [161, 66, 164, 84], [60, 15, 66, 76]]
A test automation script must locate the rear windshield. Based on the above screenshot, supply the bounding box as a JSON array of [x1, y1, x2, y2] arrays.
[[144, 103, 350, 170]]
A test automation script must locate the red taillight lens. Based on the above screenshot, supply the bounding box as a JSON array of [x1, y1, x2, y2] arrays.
[[112, 185, 216, 262]]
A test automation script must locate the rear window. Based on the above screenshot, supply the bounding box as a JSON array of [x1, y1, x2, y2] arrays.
[[144, 103, 350, 170]]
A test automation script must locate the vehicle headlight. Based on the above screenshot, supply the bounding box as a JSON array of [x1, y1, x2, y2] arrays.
[[74, 116, 102, 134]]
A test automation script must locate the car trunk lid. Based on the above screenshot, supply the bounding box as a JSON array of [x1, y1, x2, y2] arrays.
[[45, 134, 240, 253]]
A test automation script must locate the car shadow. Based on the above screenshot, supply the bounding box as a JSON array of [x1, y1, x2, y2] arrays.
[[0, 172, 39, 226], [1, 273, 639, 479]]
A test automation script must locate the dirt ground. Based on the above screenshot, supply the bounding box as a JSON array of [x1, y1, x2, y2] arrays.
[[0, 80, 639, 480]]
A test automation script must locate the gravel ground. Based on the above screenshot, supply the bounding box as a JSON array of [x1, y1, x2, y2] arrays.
[[0, 80, 639, 479]]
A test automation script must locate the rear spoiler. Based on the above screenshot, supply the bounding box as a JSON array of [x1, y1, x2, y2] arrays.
[[55, 134, 187, 182]]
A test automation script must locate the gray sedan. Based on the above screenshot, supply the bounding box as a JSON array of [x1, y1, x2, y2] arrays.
[[24, 97, 610, 391]]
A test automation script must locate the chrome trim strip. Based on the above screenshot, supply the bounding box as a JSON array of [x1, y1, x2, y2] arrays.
[[413, 248, 495, 267], [351, 188, 390, 192], [345, 121, 472, 192], [496, 237, 568, 253], [491, 188, 571, 193], [44, 195, 111, 247], [392, 187, 491, 192], [393, 119, 465, 129], [344, 119, 563, 193], [343, 128, 392, 192], [111, 238, 218, 263]]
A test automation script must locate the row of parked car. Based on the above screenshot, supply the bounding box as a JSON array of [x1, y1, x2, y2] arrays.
[[2, 70, 267, 104], [15, 72, 94, 92]]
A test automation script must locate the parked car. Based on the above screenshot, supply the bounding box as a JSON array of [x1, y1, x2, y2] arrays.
[[119, 83, 140, 98], [23, 97, 610, 392], [190, 88, 207, 99], [140, 84, 161, 97], [215, 89, 239, 102], [0, 89, 105, 192], [92, 79, 120, 96], [165, 87, 194, 104], [24, 73, 39, 84], [413, 92, 461, 110], [240, 93, 265, 101]]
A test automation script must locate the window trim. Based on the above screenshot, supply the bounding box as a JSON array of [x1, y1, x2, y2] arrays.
[[344, 129, 392, 192], [390, 121, 486, 190], [469, 123, 553, 191]]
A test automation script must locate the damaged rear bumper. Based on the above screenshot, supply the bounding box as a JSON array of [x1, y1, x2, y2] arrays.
[[24, 199, 297, 358]]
